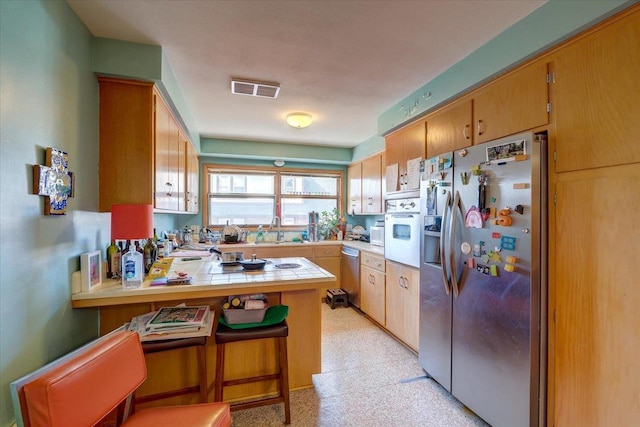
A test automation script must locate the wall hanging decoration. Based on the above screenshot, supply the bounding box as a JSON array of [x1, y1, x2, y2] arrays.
[[33, 147, 74, 215]]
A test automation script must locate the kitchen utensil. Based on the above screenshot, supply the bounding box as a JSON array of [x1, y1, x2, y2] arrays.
[[239, 255, 267, 271], [222, 225, 242, 243], [209, 248, 245, 262]]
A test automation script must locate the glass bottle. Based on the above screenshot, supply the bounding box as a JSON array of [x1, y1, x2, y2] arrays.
[[144, 237, 158, 274], [106, 240, 121, 279]]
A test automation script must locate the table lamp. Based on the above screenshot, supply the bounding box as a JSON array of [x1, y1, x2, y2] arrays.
[[111, 204, 153, 288]]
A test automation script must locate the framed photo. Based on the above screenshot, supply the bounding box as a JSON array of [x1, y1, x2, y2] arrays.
[[81, 251, 102, 292], [485, 139, 526, 164]]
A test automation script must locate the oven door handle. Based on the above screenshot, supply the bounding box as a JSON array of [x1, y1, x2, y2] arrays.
[[387, 213, 418, 219]]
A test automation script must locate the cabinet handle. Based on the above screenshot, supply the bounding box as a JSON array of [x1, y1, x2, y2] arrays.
[[477, 120, 484, 136], [463, 124, 471, 140], [164, 182, 173, 197]]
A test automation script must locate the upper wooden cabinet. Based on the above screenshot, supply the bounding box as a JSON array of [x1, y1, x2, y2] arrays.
[[348, 153, 384, 215], [99, 78, 155, 211], [384, 120, 425, 193], [347, 162, 362, 215], [552, 10, 640, 172], [474, 60, 549, 144], [98, 77, 198, 214], [426, 99, 473, 158], [361, 154, 383, 214], [186, 142, 199, 213]]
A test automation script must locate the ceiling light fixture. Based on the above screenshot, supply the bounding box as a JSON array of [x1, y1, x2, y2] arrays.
[[286, 112, 312, 129], [274, 159, 285, 167]]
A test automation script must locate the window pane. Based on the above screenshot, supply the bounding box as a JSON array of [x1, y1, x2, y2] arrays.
[[208, 197, 275, 226], [281, 198, 337, 225], [280, 175, 337, 196], [209, 173, 274, 194]]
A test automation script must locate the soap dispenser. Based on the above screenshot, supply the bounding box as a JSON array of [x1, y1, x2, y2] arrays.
[[256, 225, 264, 242]]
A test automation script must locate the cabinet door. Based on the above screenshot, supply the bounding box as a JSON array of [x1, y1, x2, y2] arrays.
[[347, 163, 362, 215], [403, 266, 420, 350], [98, 79, 154, 211], [154, 93, 174, 210], [360, 264, 385, 325], [474, 61, 549, 144], [426, 99, 473, 157], [384, 131, 403, 192], [402, 120, 426, 191], [177, 131, 186, 211], [385, 261, 405, 340], [361, 154, 382, 214], [553, 11, 640, 172], [185, 142, 199, 213], [554, 164, 640, 426]]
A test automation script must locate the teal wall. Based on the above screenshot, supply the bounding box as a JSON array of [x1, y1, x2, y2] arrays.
[[92, 38, 201, 149], [200, 137, 352, 164], [0, 1, 106, 424], [378, 0, 635, 134]]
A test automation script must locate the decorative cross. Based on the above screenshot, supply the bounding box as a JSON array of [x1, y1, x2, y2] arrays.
[[33, 147, 75, 215]]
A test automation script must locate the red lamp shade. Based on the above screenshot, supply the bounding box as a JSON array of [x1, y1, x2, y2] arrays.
[[111, 204, 154, 240]]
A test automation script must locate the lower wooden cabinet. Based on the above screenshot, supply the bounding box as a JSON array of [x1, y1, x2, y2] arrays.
[[360, 252, 386, 326], [313, 245, 341, 296], [385, 260, 419, 350]]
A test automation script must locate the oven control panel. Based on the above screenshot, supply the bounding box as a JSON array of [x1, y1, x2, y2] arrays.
[[386, 197, 419, 213]]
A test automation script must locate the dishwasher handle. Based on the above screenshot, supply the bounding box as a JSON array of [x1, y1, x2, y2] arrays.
[[341, 249, 360, 258]]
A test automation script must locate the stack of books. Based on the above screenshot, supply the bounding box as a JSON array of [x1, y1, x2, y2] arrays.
[[127, 305, 213, 341]]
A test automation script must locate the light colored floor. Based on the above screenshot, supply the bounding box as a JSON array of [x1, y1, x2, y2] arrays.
[[230, 303, 489, 426]]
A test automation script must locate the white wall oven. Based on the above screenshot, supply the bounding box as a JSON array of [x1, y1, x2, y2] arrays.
[[384, 197, 421, 268]]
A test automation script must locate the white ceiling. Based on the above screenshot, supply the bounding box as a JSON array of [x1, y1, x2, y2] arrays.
[[68, 0, 546, 148]]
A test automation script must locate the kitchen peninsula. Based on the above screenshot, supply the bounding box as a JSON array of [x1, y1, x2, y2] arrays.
[[71, 254, 336, 407]]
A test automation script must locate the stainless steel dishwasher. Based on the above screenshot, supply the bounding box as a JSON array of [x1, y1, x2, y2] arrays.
[[340, 246, 360, 308]]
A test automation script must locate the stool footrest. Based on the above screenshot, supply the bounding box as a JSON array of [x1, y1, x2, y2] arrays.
[[224, 373, 280, 387], [231, 396, 285, 412]]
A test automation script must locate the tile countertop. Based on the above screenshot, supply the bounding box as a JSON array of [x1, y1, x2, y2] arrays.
[[71, 256, 336, 308]]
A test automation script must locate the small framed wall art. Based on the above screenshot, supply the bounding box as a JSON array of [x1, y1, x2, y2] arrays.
[[80, 251, 102, 292]]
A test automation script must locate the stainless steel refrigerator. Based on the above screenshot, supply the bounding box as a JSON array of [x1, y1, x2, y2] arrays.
[[419, 131, 546, 427]]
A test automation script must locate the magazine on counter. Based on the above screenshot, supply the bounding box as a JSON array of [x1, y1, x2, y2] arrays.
[[145, 305, 210, 331]]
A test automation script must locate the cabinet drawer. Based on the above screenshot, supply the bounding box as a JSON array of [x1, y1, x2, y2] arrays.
[[361, 252, 385, 272], [255, 246, 314, 259], [313, 245, 341, 258]]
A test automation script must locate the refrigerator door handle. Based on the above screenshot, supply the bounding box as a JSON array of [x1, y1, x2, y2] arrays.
[[440, 191, 452, 295], [450, 191, 463, 298]]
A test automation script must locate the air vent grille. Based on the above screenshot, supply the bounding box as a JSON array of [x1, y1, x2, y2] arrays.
[[231, 79, 280, 99]]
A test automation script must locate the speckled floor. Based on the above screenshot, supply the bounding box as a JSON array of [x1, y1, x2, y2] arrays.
[[230, 304, 489, 426]]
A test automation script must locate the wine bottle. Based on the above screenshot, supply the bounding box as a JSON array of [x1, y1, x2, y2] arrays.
[[144, 237, 158, 274], [106, 240, 121, 279]]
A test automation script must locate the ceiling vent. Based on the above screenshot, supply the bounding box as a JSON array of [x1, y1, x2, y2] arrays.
[[231, 79, 280, 99]]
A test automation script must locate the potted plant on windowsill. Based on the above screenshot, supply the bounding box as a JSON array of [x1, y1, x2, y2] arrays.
[[318, 208, 340, 240]]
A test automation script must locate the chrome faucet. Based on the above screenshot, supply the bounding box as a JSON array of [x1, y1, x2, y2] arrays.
[[270, 216, 283, 242]]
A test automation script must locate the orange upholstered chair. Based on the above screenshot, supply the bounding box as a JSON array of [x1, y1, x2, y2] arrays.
[[10, 330, 231, 427]]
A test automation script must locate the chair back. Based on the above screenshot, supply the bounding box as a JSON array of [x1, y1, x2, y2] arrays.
[[10, 330, 146, 427]]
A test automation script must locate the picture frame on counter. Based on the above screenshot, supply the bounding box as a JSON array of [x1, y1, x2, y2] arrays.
[[80, 250, 102, 292]]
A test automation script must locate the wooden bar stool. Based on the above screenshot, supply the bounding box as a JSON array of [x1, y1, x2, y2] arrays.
[[214, 321, 291, 424], [135, 335, 208, 405]]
